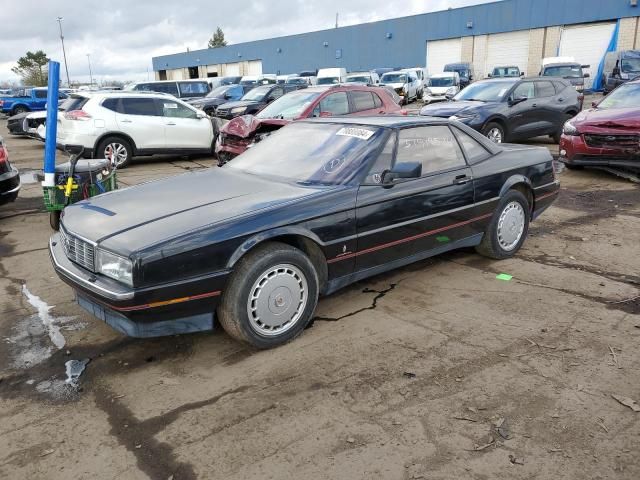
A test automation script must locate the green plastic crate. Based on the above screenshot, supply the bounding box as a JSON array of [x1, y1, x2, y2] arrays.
[[43, 173, 117, 212]]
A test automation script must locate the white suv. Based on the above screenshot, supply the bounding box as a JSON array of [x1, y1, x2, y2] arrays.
[[56, 91, 215, 168]]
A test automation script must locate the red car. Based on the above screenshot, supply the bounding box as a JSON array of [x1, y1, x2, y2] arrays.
[[560, 79, 640, 173], [215, 84, 403, 164]]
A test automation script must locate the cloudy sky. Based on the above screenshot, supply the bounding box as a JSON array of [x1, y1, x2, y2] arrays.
[[1, 0, 497, 85]]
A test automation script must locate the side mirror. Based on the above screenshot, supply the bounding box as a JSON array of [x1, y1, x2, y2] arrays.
[[382, 162, 422, 184], [584, 73, 590, 78], [591, 101, 598, 108], [509, 96, 528, 106], [196, 110, 207, 119], [520, 72, 525, 76]]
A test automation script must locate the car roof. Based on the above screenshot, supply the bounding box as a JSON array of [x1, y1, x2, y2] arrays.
[[70, 91, 174, 98], [302, 115, 449, 128], [431, 72, 456, 77]]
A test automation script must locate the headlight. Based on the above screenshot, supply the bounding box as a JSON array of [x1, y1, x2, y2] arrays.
[[449, 114, 476, 123], [562, 120, 579, 136], [446, 87, 456, 94], [231, 106, 246, 114], [96, 249, 133, 286]]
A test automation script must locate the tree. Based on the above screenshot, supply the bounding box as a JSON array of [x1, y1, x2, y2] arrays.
[[208, 27, 228, 48], [11, 51, 50, 86]]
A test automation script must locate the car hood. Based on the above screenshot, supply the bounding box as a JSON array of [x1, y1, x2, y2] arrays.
[[419, 100, 489, 117], [426, 86, 454, 94], [571, 108, 640, 132], [220, 114, 290, 138], [381, 82, 404, 89], [188, 97, 226, 107], [218, 100, 262, 110], [61, 168, 330, 255]]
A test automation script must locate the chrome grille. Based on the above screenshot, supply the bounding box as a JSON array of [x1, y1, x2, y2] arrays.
[[59, 225, 95, 272], [584, 134, 640, 149]]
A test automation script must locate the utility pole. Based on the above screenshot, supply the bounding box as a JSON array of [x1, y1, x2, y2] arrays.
[[56, 17, 71, 87], [86, 54, 93, 86], [335, 12, 339, 28]]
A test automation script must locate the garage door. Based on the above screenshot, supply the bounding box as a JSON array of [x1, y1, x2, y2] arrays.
[[224, 62, 241, 76], [426, 38, 461, 74], [559, 22, 616, 89], [486, 30, 530, 77], [248, 60, 263, 75]]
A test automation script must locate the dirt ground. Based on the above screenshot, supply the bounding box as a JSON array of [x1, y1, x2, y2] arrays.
[[0, 112, 638, 480]]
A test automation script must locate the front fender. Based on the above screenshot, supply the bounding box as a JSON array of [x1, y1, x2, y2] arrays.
[[226, 226, 325, 269], [499, 174, 532, 198]]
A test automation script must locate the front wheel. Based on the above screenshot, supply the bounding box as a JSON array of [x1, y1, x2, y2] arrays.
[[482, 122, 505, 144], [476, 190, 530, 260], [217, 242, 319, 349]]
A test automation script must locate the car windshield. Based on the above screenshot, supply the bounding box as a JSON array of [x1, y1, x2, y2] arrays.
[[453, 81, 514, 102], [240, 79, 257, 86], [493, 67, 520, 76], [381, 74, 406, 83], [346, 76, 370, 83], [317, 77, 339, 85], [256, 91, 321, 119], [227, 122, 382, 185], [428, 77, 455, 87], [543, 65, 583, 78], [596, 82, 640, 109], [286, 78, 307, 85], [242, 86, 270, 101], [207, 86, 231, 98], [447, 67, 469, 77], [621, 56, 640, 73]]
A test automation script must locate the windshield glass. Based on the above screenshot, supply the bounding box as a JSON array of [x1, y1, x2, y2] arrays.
[[428, 77, 455, 87], [286, 78, 307, 85], [597, 83, 640, 109], [621, 56, 640, 73], [207, 86, 231, 98], [242, 86, 270, 101], [492, 67, 520, 77], [256, 91, 321, 120], [454, 81, 514, 102], [317, 77, 339, 85], [543, 65, 583, 78], [240, 79, 257, 86], [346, 75, 371, 83], [227, 123, 382, 185], [381, 74, 407, 83]]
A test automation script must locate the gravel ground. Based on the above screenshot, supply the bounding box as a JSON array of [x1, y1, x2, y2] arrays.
[[0, 108, 638, 480]]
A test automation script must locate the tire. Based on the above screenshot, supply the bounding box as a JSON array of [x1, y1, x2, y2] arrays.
[[552, 128, 562, 144], [50, 211, 61, 231], [217, 242, 319, 349], [482, 122, 506, 144], [12, 105, 28, 115], [96, 136, 133, 168], [476, 190, 530, 260]]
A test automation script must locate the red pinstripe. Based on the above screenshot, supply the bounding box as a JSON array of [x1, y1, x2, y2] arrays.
[[110, 290, 222, 312]]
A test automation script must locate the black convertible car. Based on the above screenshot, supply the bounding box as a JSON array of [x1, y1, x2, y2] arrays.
[[50, 117, 559, 348]]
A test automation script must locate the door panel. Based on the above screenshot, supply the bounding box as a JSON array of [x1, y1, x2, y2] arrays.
[[508, 82, 545, 138], [115, 97, 165, 149], [159, 99, 213, 149]]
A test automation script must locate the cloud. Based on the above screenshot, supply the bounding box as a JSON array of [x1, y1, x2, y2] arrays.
[[0, 0, 496, 84]]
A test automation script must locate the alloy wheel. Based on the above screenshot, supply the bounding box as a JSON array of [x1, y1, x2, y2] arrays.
[[486, 127, 503, 143], [496, 201, 525, 251], [104, 143, 128, 167]]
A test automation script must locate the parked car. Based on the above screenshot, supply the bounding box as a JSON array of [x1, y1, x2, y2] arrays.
[[214, 84, 300, 121], [50, 116, 559, 346], [125, 80, 211, 99], [7, 111, 31, 135], [215, 84, 402, 162], [423, 72, 461, 104], [186, 84, 247, 116], [444, 62, 474, 89], [56, 91, 215, 168], [297, 71, 318, 85], [0, 87, 68, 115], [602, 50, 640, 94], [259, 74, 277, 84], [560, 78, 640, 172], [540, 57, 589, 94], [317, 68, 348, 85], [0, 136, 20, 205], [285, 77, 310, 86], [400, 68, 427, 97], [420, 77, 581, 143], [379, 71, 420, 104], [345, 71, 380, 85], [488, 66, 523, 78]]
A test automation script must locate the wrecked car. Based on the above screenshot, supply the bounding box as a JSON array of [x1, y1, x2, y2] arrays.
[[215, 84, 402, 163], [560, 78, 640, 175], [50, 116, 559, 348]]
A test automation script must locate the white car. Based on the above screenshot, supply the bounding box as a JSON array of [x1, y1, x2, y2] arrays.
[[56, 92, 215, 168], [379, 71, 420, 104], [344, 71, 380, 85], [423, 72, 461, 104]]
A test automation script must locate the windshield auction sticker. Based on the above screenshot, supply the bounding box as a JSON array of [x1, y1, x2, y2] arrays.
[[336, 127, 375, 140]]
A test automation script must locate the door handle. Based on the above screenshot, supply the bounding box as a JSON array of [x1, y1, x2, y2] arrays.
[[531, 103, 537, 107], [120, 119, 132, 123], [453, 174, 472, 185], [166, 122, 176, 126], [557, 97, 564, 102]]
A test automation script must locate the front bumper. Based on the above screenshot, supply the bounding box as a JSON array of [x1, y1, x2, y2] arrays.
[[215, 133, 250, 157], [0, 167, 20, 205], [423, 94, 447, 104], [559, 134, 640, 171], [49, 233, 230, 337]]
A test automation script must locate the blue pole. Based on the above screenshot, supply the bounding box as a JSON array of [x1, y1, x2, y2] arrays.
[[43, 61, 60, 187]]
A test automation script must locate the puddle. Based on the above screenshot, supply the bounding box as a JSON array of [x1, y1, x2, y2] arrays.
[[19, 170, 42, 185], [65, 358, 90, 385], [22, 285, 66, 349]]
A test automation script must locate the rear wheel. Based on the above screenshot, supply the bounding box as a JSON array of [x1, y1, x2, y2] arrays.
[[96, 136, 133, 168], [482, 122, 505, 144], [12, 105, 28, 115], [476, 190, 530, 260], [217, 242, 319, 349]]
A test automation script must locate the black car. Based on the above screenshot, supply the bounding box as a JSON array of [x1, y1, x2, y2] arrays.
[[445, 62, 475, 88], [0, 136, 20, 205], [420, 77, 581, 144], [215, 84, 301, 120], [50, 116, 559, 348], [186, 84, 248, 116], [7, 112, 30, 135]]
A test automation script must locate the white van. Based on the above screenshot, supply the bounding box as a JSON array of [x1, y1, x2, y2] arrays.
[[423, 72, 461, 104], [317, 68, 347, 85]]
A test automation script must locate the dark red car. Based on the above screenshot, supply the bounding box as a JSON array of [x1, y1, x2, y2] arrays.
[[560, 79, 640, 173], [215, 84, 403, 164]]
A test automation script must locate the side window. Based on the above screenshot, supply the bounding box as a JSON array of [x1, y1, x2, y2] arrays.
[[351, 91, 375, 112], [318, 92, 349, 116], [397, 126, 466, 176], [121, 98, 159, 116], [101, 98, 123, 113], [372, 93, 383, 108], [160, 100, 197, 119], [268, 88, 284, 101], [178, 82, 209, 97], [134, 83, 150, 91], [536, 81, 556, 98], [452, 127, 490, 165], [364, 132, 396, 184], [35, 90, 48, 98], [154, 83, 179, 96], [512, 82, 535, 99]]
